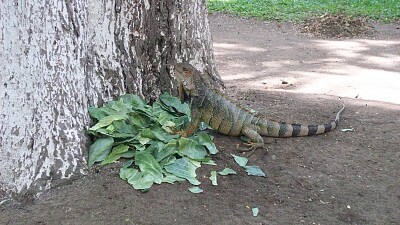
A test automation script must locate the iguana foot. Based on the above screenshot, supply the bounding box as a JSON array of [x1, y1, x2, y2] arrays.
[[170, 127, 189, 137], [237, 142, 268, 156]]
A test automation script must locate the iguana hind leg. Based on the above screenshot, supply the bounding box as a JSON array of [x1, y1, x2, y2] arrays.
[[239, 126, 267, 155]]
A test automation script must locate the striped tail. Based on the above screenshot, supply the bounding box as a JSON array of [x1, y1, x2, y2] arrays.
[[259, 105, 345, 137]]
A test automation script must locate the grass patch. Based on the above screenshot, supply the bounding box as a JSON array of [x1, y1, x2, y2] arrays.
[[207, 0, 400, 22]]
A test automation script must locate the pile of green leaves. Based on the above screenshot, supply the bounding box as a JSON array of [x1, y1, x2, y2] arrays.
[[88, 93, 218, 191]]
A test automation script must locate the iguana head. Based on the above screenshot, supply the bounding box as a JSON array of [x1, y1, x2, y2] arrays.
[[174, 63, 198, 101]]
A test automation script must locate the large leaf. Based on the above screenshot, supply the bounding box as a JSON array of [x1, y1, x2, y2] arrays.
[[178, 138, 207, 160], [140, 128, 167, 142], [89, 114, 127, 131], [155, 140, 177, 162], [88, 107, 109, 121], [112, 121, 137, 137], [164, 158, 200, 185], [218, 168, 237, 176], [120, 94, 147, 109], [231, 154, 249, 167], [159, 155, 176, 167], [128, 112, 152, 128], [120, 167, 154, 190], [162, 173, 186, 184], [127, 171, 155, 190], [243, 165, 266, 177], [196, 132, 218, 154], [159, 92, 190, 115], [188, 186, 203, 194], [134, 151, 163, 184], [107, 99, 133, 114], [173, 115, 190, 128], [101, 144, 130, 165], [145, 142, 165, 156], [88, 137, 114, 167], [119, 167, 137, 180]]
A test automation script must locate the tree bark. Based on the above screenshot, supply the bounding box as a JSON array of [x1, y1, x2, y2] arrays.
[[0, 0, 221, 199]]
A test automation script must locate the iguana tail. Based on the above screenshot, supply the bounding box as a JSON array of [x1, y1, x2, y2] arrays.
[[258, 105, 345, 137]]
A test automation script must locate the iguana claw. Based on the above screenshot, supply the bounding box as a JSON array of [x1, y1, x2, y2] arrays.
[[238, 142, 268, 156], [170, 127, 189, 137]]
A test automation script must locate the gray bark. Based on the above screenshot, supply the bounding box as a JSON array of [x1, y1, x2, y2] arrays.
[[0, 0, 221, 199]]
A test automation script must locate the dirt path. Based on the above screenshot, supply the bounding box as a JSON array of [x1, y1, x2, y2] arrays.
[[1, 14, 400, 225]]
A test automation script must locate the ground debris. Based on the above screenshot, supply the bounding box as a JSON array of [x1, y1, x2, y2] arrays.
[[296, 13, 375, 38]]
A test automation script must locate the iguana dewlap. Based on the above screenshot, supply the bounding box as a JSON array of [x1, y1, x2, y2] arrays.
[[174, 63, 345, 150]]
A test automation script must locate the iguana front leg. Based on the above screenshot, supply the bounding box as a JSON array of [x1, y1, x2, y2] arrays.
[[240, 126, 267, 155], [179, 110, 202, 137]]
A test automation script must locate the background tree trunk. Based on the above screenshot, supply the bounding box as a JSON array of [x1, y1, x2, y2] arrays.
[[0, 0, 221, 199]]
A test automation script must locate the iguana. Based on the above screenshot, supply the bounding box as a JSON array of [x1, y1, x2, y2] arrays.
[[174, 63, 345, 152]]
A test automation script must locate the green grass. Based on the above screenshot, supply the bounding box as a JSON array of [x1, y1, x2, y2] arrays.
[[207, 0, 400, 22]]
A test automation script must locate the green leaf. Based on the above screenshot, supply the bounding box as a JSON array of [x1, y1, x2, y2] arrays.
[[88, 107, 109, 120], [244, 165, 266, 177], [120, 150, 135, 158], [128, 112, 152, 128], [127, 172, 155, 190], [101, 144, 130, 165], [252, 207, 259, 217], [156, 111, 176, 125], [199, 122, 211, 131], [88, 137, 114, 167], [121, 168, 155, 191], [209, 171, 217, 186], [159, 155, 176, 167], [162, 173, 186, 184], [137, 134, 150, 145], [188, 158, 202, 168], [231, 154, 248, 167], [161, 120, 176, 133], [112, 121, 137, 137], [178, 137, 207, 160], [120, 94, 147, 109], [173, 115, 190, 128], [135, 151, 163, 184], [218, 168, 237, 176], [122, 159, 134, 169], [202, 159, 217, 166], [89, 114, 127, 131], [196, 132, 218, 154], [159, 92, 190, 115], [141, 128, 167, 142], [144, 142, 165, 156], [119, 167, 138, 180], [107, 99, 133, 114], [188, 186, 203, 194], [164, 158, 201, 185], [155, 140, 177, 162]]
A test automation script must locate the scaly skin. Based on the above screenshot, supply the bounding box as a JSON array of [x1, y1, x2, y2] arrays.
[[174, 63, 345, 151]]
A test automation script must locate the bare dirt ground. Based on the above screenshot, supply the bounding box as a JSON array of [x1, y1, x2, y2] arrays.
[[1, 14, 400, 225]]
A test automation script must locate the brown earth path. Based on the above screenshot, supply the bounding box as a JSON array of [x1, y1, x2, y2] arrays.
[[1, 13, 400, 225]]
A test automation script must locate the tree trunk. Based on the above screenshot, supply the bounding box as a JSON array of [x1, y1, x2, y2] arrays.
[[0, 0, 221, 199]]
